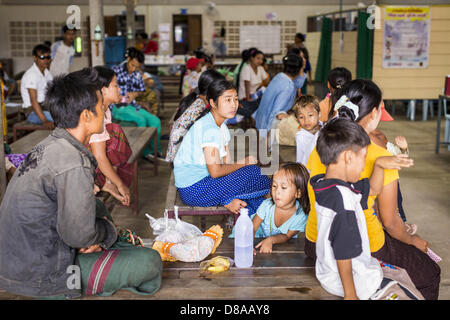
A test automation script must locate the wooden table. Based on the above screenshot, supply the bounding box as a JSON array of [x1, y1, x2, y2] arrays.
[[10, 127, 158, 216], [81, 236, 338, 300]]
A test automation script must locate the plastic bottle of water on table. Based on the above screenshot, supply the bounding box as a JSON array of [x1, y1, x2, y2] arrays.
[[234, 208, 254, 268]]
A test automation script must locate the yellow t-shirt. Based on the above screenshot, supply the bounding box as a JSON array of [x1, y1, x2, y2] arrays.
[[305, 141, 399, 253]]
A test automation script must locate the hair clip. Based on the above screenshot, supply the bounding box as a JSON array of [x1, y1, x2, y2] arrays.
[[334, 95, 359, 120]]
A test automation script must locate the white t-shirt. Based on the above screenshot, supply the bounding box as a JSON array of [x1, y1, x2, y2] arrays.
[[20, 63, 53, 108], [49, 41, 75, 77], [238, 64, 268, 100], [295, 122, 322, 166], [311, 176, 383, 300]]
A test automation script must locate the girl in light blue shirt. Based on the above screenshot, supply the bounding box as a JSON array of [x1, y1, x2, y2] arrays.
[[173, 79, 271, 216], [230, 162, 310, 254]]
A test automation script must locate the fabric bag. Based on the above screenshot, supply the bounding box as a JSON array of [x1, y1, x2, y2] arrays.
[[370, 261, 425, 300]]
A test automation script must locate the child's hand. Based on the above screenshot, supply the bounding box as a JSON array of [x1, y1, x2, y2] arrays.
[[255, 238, 273, 254], [375, 154, 414, 170], [395, 136, 408, 151], [276, 113, 289, 120], [93, 184, 101, 195]]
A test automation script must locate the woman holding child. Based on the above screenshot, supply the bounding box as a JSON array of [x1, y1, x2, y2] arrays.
[[304, 79, 441, 300], [173, 79, 271, 216], [254, 54, 306, 141]]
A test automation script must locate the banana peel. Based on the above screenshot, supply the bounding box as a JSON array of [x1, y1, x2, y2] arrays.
[[202, 256, 233, 274]]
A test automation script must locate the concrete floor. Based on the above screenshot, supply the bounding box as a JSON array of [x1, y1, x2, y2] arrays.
[[110, 95, 450, 299]]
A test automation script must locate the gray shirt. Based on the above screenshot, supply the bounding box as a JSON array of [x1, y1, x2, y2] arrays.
[[0, 127, 117, 298]]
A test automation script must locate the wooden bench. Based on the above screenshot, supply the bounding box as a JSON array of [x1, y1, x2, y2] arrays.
[[9, 126, 158, 216], [74, 236, 337, 300], [12, 120, 48, 142], [165, 172, 234, 230], [0, 235, 336, 300]]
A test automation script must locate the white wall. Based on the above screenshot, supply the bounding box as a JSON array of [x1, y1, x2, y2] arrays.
[[0, 3, 351, 75], [146, 5, 354, 55]]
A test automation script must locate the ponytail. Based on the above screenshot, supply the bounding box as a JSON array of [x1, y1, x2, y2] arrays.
[[332, 79, 382, 123]]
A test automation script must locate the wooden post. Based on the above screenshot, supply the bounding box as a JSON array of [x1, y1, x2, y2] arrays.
[[89, 0, 105, 66], [0, 82, 6, 202], [125, 0, 136, 48]]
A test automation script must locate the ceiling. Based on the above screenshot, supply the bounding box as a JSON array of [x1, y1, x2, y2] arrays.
[[1, 0, 448, 6]]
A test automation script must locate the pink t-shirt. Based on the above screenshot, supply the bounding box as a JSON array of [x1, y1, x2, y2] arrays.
[[89, 109, 112, 144]]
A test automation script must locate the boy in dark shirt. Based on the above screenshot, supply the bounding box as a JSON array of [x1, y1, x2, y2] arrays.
[[310, 118, 413, 299]]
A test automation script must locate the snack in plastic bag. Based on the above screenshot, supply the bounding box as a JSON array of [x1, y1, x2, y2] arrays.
[[146, 206, 202, 243], [200, 256, 234, 274], [152, 225, 223, 262]]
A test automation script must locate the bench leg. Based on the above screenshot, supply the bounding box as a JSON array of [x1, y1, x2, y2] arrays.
[[132, 159, 139, 216]]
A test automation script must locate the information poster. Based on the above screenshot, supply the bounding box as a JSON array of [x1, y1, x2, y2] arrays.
[[382, 6, 430, 68], [158, 23, 171, 54]]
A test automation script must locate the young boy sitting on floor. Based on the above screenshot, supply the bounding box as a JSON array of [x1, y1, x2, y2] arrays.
[[0, 68, 162, 299], [310, 118, 413, 300]]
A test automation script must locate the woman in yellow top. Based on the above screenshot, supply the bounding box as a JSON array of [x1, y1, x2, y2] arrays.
[[304, 79, 440, 300]]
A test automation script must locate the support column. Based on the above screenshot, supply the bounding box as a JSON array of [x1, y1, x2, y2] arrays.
[[125, 0, 136, 48], [89, 0, 105, 66]]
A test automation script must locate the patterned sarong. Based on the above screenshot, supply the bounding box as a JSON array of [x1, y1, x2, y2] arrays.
[[93, 123, 133, 188]]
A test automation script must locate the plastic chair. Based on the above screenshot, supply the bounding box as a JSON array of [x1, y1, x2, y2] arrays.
[[407, 100, 434, 121], [444, 98, 450, 150]]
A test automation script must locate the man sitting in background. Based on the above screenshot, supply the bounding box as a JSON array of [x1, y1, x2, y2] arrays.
[[20, 43, 54, 129]]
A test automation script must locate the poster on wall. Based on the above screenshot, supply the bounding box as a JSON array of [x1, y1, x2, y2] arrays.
[[382, 6, 430, 68], [158, 23, 171, 54]]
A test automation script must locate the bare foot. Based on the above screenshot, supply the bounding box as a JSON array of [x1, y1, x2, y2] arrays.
[[225, 199, 247, 215], [102, 180, 125, 203]]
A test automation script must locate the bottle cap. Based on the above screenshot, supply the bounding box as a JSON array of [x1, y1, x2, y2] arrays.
[[240, 208, 249, 215]]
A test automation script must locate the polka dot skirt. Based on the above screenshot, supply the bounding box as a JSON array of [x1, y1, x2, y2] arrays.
[[177, 165, 271, 216]]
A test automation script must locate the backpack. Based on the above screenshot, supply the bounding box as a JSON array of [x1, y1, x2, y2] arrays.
[[370, 261, 425, 300]]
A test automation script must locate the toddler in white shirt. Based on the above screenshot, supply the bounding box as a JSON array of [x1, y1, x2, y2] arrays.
[[294, 95, 322, 166]]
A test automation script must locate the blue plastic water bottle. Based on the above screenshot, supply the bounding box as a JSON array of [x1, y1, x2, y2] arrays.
[[234, 208, 254, 268]]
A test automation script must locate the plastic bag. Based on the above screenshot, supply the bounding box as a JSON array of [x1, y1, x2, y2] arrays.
[[153, 225, 223, 262], [146, 206, 202, 243], [370, 261, 425, 300], [200, 256, 234, 274]]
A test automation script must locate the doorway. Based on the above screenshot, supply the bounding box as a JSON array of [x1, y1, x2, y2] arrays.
[[172, 14, 202, 55]]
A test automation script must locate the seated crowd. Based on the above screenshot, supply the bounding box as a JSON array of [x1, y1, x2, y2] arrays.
[[0, 39, 441, 300]]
